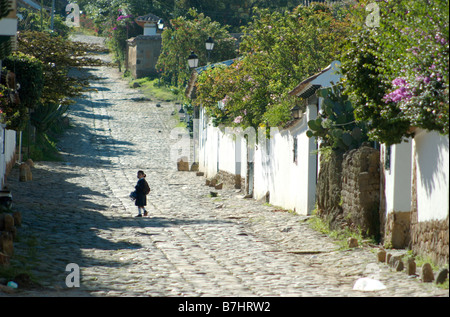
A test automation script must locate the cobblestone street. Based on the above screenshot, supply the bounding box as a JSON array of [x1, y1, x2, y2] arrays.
[[3, 36, 448, 298]]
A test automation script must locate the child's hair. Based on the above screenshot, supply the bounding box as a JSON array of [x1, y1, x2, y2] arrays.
[[138, 170, 146, 177]]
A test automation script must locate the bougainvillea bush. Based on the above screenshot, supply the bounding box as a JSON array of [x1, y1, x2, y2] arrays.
[[341, 0, 449, 145], [194, 4, 351, 130]]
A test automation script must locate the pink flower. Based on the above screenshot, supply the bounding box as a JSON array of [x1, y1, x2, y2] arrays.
[[234, 116, 243, 124], [392, 77, 407, 87], [384, 77, 412, 103]]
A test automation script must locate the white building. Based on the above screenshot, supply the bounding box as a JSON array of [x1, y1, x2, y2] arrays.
[[0, 125, 17, 188], [382, 128, 449, 264], [194, 61, 341, 215]]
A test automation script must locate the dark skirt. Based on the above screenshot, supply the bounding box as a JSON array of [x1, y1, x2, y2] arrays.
[[134, 178, 147, 207], [135, 193, 146, 207]]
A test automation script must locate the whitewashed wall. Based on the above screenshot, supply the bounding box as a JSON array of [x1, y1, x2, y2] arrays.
[[198, 101, 319, 215], [1, 125, 17, 188], [413, 129, 449, 222], [198, 108, 247, 179], [382, 140, 413, 215], [196, 60, 340, 215], [382, 129, 449, 223], [253, 103, 318, 215]]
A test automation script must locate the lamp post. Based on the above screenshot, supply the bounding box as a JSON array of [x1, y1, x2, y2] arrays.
[[187, 51, 199, 69], [205, 36, 214, 64], [178, 106, 186, 122], [157, 19, 164, 31], [291, 105, 302, 119]]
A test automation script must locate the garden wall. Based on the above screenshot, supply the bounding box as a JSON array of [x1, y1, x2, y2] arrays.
[[316, 145, 381, 240], [315, 150, 343, 229]]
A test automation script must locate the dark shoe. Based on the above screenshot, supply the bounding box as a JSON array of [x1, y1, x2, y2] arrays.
[[136, 214, 142, 217], [143, 211, 148, 216]]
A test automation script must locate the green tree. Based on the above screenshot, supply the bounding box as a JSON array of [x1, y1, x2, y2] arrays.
[[17, 31, 104, 109], [156, 9, 237, 87], [194, 4, 351, 130], [17, 5, 71, 38], [2, 53, 44, 131]]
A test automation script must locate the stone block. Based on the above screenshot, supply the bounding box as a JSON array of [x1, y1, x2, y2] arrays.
[[19, 163, 32, 182], [406, 258, 416, 276], [435, 268, 448, 285], [347, 237, 358, 248], [377, 249, 386, 262], [0, 232, 13, 257], [395, 259, 404, 272], [177, 157, 190, 171], [421, 263, 434, 283], [0, 214, 14, 232], [25, 158, 34, 168]]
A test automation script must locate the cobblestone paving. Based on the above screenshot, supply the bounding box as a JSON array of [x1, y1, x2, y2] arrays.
[[3, 36, 448, 297]]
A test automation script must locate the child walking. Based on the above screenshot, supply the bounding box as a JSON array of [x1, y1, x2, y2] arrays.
[[134, 170, 150, 217]]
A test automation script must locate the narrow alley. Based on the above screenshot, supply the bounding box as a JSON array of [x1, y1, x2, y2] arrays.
[[4, 36, 448, 298]]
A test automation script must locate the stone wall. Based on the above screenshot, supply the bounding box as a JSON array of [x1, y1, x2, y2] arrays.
[[316, 145, 381, 240], [341, 146, 381, 240], [216, 170, 245, 190], [127, 35, 162, 79], [316, 151, 344, 230], [410, 159, 449, 266], [410, 216, 449, 266], [384, 211, 411, 249]]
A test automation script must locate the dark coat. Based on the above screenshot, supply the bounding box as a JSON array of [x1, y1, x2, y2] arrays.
[[134, 178, 148, 207]]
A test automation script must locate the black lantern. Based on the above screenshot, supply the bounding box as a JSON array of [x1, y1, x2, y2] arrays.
[[178, 106, 186, 121], [188, 51, 199, 68], [157, 19, 164, 30], [291, 105, 302, 119], [205, 36, 215, 51], [206, 36, 214, 64]]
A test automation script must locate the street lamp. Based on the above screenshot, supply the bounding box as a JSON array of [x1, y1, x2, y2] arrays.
[[178, 106, 186, 122], [157, 19, 164, 30], [205, 36, 214, 64], [188, 51, 199, 69], [291, 105, 302, 119], [206, 36, 215, 51]]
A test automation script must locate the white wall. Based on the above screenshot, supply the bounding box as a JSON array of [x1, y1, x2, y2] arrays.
[[198, 108, 247, 179], [382, 140, 412, 215], [413, 129, 449, 222], [1, 125, 17, 188], [253, 103, 318, 215], [196, 61, 340, 215]]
